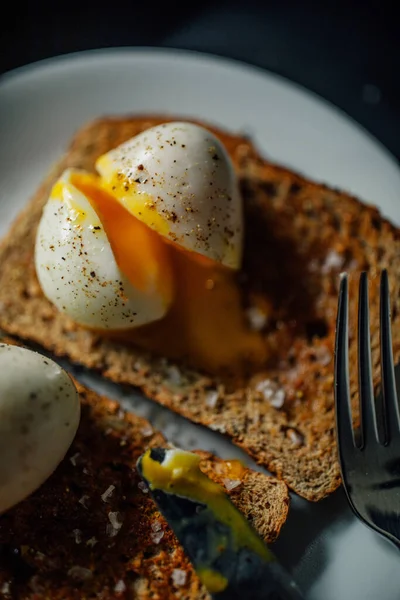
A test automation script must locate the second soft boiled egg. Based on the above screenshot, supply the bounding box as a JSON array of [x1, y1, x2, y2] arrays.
[[0, 343, 80, 514], [35, 169, 174, 330], [96, 121, 243, 270]]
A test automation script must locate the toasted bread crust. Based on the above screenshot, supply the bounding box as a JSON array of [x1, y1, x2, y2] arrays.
[[0, 115, 399, 502], [0, 336, 289, 600]]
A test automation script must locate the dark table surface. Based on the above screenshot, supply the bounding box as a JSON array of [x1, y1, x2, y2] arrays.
[[1, 0, 399, 161]]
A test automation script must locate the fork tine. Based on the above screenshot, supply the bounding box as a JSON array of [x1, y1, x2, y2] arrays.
[[380, 269, 400, 443], [358, 272, 380, 447], [335, 273, 355, 456]]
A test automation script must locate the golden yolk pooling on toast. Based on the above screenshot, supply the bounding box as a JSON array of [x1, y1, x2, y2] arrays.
[[72, 173, 267, 376], [130, 248, 267, 375]]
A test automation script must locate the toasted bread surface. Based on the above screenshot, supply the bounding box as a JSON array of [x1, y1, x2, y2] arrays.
[[0, 337, 289, 600], [0, 116, 399, 502]]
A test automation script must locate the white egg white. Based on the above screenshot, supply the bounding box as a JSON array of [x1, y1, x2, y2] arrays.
[[35, 169, 172, 330], [0, 343, 80, 514], [96, 122, 243, 269]]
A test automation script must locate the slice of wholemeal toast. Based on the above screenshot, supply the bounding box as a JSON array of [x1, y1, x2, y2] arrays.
[[0, 116, 399, 502], [0, 337, 289, 600]]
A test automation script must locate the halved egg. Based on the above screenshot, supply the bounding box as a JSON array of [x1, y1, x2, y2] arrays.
[[35, 123, 267, 375], [96, 121, 243, 270], [35, 169, 174, 330]]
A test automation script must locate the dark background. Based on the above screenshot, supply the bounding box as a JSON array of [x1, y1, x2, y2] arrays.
[[1, 0, 399, 160]]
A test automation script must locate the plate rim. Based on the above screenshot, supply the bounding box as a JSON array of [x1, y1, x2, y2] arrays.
[[1, 45, 399, 174], [1, 45, 400, 600]]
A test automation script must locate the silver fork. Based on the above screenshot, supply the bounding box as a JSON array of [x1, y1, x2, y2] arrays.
[[334, 269, 400, 547]]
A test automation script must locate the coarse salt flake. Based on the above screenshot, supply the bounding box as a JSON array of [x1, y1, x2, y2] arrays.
[[140, 424, 154, 437], [1, 582, 11, 596], [255, 379, 285, 408], [205, 390, 219, 408], [223, 478, 242, 491], [209, 422, 227, 433], [287, 428, 304, 446], [107, 512, 123, 537], [138, 481, 149, 494], [166, 365, 181, 386], [114, 579, 127, 593], [315, 346, 332, 366], [78, 495, 89, 508], [101, 484, 115, 503], [321, 250, 344, 274], [246, 306, 267, 331], [150, 530, 164, 544], [69, 452, 80, 466], [86, 537, 98, 547], [171, 569, 187, 586], [73, 529, 82, 544], [151, 520, 162, 533]]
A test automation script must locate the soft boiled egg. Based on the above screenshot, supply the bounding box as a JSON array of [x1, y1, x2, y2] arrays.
[[35, 122, 267, 375], [0, 343, 80, 514], [96, 121, 243, 270], [35, 169, 174, 330]]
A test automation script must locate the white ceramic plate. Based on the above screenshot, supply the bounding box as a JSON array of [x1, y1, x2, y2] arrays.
[[0, 48, 399, 600]]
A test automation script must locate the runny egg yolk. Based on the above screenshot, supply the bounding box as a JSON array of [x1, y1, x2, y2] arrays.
[[71, 173, 267, 376], [70, 172, 172, 305]]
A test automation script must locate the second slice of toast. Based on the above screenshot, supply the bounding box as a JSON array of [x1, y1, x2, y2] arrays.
[[0, 337, 289, 600]]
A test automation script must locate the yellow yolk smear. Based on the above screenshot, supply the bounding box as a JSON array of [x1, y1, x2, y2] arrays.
[[139, 448, 273, 562], [71, 173, 267, 377]]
